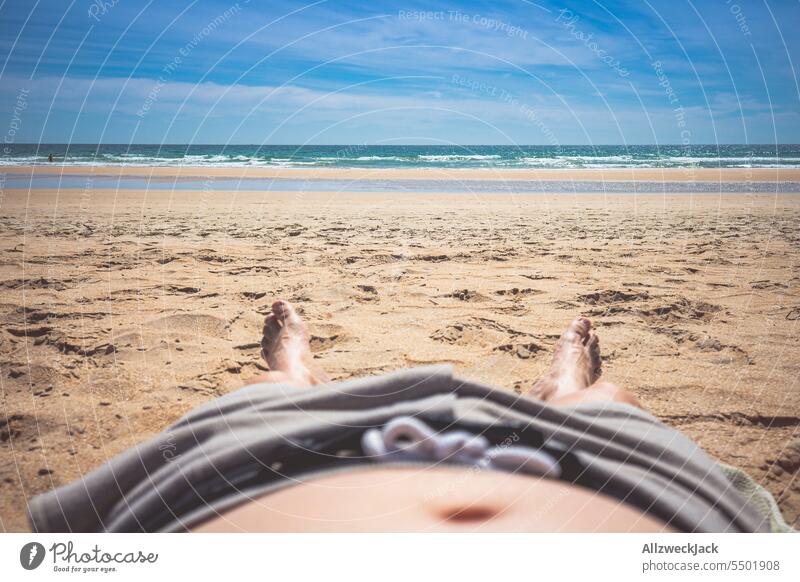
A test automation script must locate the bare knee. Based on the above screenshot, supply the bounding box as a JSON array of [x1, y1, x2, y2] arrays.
[[244, 371, 299, 387], [548, 380, 643, 409], [587, 380, 643, 408]]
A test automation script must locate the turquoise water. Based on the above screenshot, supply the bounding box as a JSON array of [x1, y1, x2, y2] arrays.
[[2, 144, 799, 168]]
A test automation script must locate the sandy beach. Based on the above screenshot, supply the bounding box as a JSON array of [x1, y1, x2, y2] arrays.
[[1, 171, 799, 531]]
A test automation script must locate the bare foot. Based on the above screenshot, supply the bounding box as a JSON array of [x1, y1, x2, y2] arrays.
[[527, 317, 602, 401], [259, 300, 329, 386]]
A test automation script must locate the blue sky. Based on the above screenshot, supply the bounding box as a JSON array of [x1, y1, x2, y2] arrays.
[[1, 0, 798, 144]]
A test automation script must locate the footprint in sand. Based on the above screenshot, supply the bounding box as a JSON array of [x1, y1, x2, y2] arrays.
[[309, 323, 345, 353], [639, 298, 723, 322], [431, 318, 531, 350], [240, 291, 267, 300], [494, 287, 545, 297], [355, 284, 379, 302], [3, 363, 63, 387], [692, 337, 753, 365], [438, 289, 489, 302], [493, 341, 544, 360], [750, 280, 788, 290], [761, 438, 800, 481], [578, 289, 650, 305], [0, 413, 55, 444], [146, 313, 230, 337], [430, 323, 471, 344], [108, 313, 231, 362], [168, 285, 201, 294]]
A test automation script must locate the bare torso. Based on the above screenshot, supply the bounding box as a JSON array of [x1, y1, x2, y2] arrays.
[[191, 466, 675, 532]]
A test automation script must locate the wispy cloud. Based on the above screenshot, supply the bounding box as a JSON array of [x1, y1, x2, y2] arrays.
[[0, 0, 797, 143]]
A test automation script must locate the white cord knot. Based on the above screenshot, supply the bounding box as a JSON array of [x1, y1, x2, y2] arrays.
[[361, 416, 561, 478]]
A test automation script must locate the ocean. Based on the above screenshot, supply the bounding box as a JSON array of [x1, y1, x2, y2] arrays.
[[2, 144, 800, 169]]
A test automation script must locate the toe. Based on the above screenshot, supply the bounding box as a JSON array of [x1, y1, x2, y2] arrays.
[[587, 331, 602, 375], [272, 299, 301, 323], [263, 313, 281, 334], [261, 314, 283, 363], [272, 300, 290, 317], [565, 316, 592, 343], [261, 317, 282, 360], [275, 301, 307, 330], [588, 330, 601, 357], [587, 329, 599, 349]]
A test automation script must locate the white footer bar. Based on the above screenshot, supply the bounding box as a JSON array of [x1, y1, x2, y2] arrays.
[[1, 533, 797, 581]]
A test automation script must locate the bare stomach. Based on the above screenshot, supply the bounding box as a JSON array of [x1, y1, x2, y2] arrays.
[[191, 466, 676, 532]]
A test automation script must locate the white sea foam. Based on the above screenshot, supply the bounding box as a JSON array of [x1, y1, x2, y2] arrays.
[[2, 150, 799, 168], [417, 154, 502, 161]]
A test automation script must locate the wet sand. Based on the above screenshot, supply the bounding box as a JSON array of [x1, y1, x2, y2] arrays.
[[7, 164, 800, 182], [1, 183, 799, 531]]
